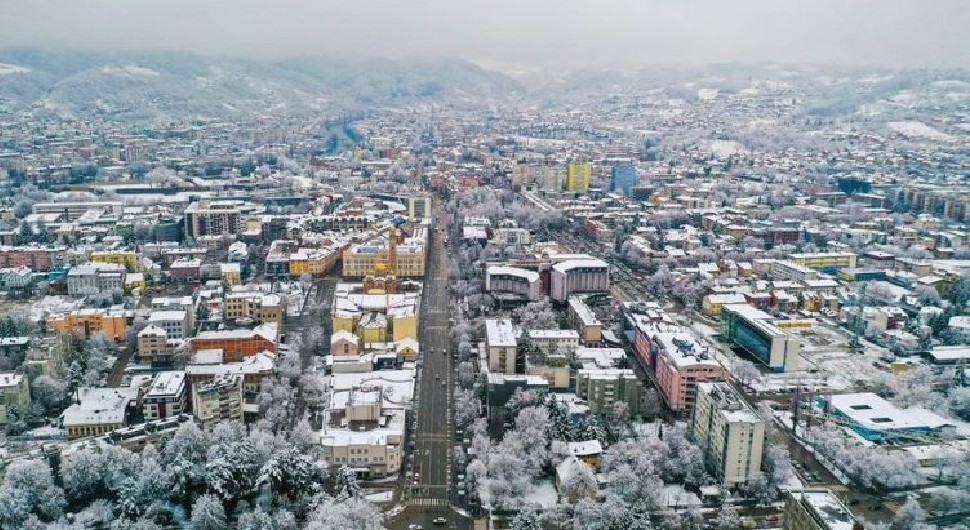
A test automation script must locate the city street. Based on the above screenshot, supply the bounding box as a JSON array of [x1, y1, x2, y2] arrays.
[[390, 202, 469, 530]]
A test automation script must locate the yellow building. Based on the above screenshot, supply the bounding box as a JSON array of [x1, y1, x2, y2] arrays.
[[220, 263, 242, 286], [137, 325, 176, 364], [224, 293, 283, 329], [332, 285, 420, 349], [125, 272, 146, 294], [49, 308, 127, 340], [566, 163, 591, 192], [702, 293, 748, 318], [774, 319, 814, 332], [343, 240, 425, 278], [790, 252, 857, 270], [289, 248, 340, 277], [91, 250, 139, 271], [390, 309, 417, 342]]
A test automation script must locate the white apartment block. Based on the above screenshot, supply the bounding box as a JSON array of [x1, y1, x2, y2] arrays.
[[67, 262, 126, 297]]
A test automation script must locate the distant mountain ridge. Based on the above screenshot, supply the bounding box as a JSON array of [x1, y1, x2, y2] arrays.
[[0, 49, 523, 122]]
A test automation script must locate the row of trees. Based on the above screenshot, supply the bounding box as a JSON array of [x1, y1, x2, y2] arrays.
[[0, 419, 386, 530]]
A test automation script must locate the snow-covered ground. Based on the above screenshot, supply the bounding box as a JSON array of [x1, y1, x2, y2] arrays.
[[364, 490, 394, 503], [0, 63, 30, 75], [520, 479, 558, 508], [888, 121, 955, 141], [697, 89, 718, 102], [709, 140, 745, 158], [101, 65, 160, 77]]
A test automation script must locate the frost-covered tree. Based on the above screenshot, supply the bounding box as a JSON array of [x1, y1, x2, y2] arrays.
[[513, 297, 559, 330], [260, 447, 320, 501], [890, 497, 927, 530], [191, 494, 227, 530], [205, 437, 261, 501], [453, 387, 480, 429], [510, 506, 543, 530], [715, 501, 740, 530], [30, 375, 67, 415], [560, 461, 597, 503], [0, 458, 66, 527], [303, 495, 385, 530], [742, 473, 775, 505], [333, 465, 362, 500]]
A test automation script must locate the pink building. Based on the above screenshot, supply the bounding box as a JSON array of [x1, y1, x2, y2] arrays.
[[0, 246, 65, 271], [632, 315, 726, 416]]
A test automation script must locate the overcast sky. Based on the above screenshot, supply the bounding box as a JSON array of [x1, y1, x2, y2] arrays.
[[0, 0, 967, 70]]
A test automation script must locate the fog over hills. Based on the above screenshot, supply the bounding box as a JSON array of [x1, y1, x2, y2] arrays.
[[0, 49, 523, 122]]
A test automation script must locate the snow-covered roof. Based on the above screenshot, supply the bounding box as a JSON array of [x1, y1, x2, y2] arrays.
[[829, 392, 952, 431]]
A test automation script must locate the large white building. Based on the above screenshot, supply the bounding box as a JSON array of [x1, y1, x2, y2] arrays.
[[318, 370, 414, 478], [147, 310, 190, 339], [691, 382, 765, 485], [550, 259, 610, 302], [143, 371, 187, 421], [67, 262, 126, 297], [485, 265, 541, 301]]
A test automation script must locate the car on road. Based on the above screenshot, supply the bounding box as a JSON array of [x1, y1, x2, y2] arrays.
[[409, 525, 423, 530], [433, 517, 447, 525]]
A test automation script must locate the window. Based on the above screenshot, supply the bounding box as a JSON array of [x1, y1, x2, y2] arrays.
[[849, 404, 872, 410]]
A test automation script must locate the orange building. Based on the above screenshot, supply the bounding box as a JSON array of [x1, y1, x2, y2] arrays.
[[190, 322, 278, 362], [49, 308, 127, 340]]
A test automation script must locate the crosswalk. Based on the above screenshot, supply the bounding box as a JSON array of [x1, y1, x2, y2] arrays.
[[407, 497, 448, 507]]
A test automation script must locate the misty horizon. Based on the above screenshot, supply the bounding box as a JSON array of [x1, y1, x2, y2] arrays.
[[1, 0, 968, 71]]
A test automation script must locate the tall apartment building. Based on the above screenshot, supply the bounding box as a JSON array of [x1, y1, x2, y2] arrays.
[[783, 490, 860, 530], [184, 200, 242, 239], [486, 318, 521, 374], [147, 310, 190, 339], [192, 373, 243, 424], [137, 325, 177, 365], [568, 296, 603, 346], [610, 165, 638, 195], [566, 162, 591, 192], [575, 368, 641, 416], [691, 382, 765, 485], [632, 316, 727, 416]]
